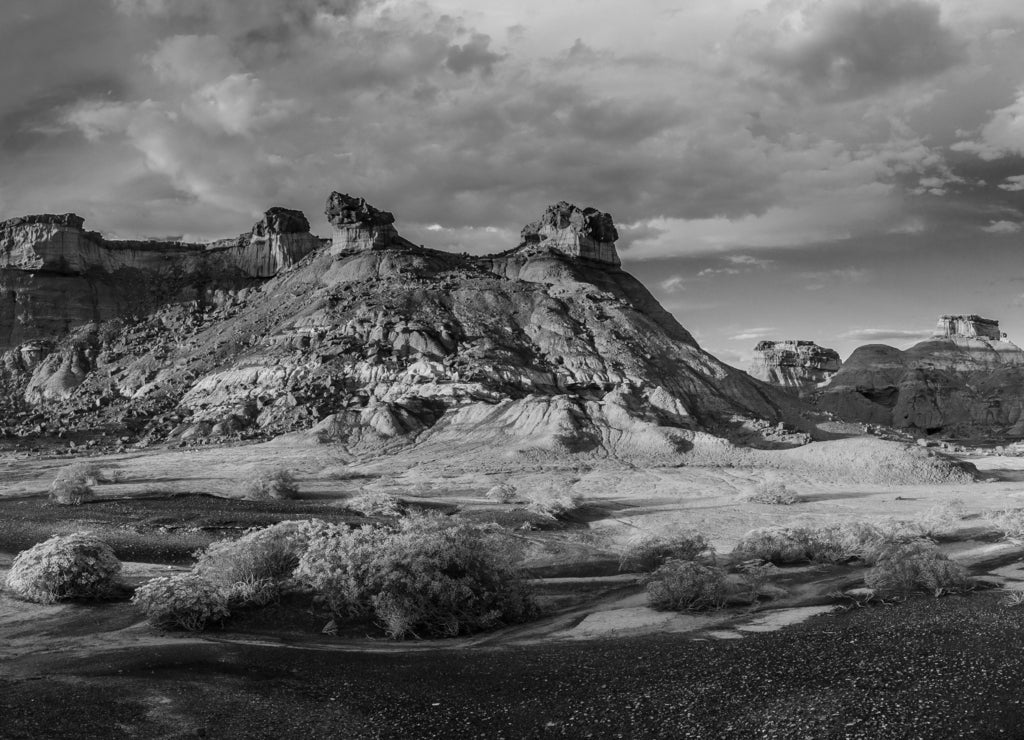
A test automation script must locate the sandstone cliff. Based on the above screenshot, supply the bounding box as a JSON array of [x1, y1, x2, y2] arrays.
[[748, 340, 840, 393], [0, 193, 812, 463], [817, 316, 1024, 437], [0, 209, 321, 359]]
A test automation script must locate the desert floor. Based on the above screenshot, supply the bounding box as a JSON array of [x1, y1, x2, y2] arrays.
[[3, 442, 1024, 738]]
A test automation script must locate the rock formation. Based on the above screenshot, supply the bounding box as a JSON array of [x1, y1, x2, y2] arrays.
[[0, 194, 817, 463], [748, 340, 841, 393], [934, 315, 1002, 341], [0, 208, 320, 358], [519, 201, 620, 266], [326, 192, 416, 253], [817, 315, 1024, 437]]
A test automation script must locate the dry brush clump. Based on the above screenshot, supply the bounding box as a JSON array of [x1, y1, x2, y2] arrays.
[[864, 539, 971, 596], [346, 491, 405, 517], [4, 533, 121, 603], [645, 561, 729, 611], [242, 467, 299, 500], [485, 483, 518, 504], [295, 513, 538, 639], [47, 461, 117, 505], [522, 483, 582, 518], [984, 508, 1024, 541], [745, 480, 802, 505], [192, 520, 320, 607], [132, 574, 230, 631], [619, 531, 713, 573]]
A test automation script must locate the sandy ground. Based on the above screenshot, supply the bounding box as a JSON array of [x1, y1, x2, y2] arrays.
[[4, 441, 1024, 736]]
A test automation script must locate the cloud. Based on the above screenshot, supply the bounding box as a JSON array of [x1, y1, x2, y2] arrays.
[[981, 219, 1022, 234], [839, 328, 933, 344], [741, 0, 966, 102], [796, 267, 870, 291], [730, 327, 778, 342], [952, 89, 1024, 160], [999, 175, 1024, 192], [446, 33, 504, 76]]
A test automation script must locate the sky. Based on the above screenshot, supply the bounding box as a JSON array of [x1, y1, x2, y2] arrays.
[[2, 0, 1024, 368]]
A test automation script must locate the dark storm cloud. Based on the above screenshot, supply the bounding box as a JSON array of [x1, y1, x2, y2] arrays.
[[446, 33, 504, 76], [743, 0, 966, 101]]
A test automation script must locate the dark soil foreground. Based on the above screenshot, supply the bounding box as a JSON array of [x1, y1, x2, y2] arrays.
[[4, 593, 1024, 739]]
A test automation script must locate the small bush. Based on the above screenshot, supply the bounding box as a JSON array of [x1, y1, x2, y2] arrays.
[[984, 509, 1024, 541], [346, 491, 405, 517], [645, 561, 730, 611], [918, 501, 966, 537], [5, 534, 121, 603], [61, 461, 106, 486], [242, 467, 299, 500], [486, 483, 518, 504], [732, 527, 810, 564], [132, 574, 230, 631], [49, 476, 94, 506], [864, 539, 971, 596], [522, 484, 582, 518], [193, 520, 323, 607], [295, 514, 537, 639], [619, 531, 713, 573], [746, 480, 801, 505]]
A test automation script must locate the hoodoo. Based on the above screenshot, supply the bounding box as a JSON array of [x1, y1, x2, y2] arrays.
[[518, 201, 621, 266]]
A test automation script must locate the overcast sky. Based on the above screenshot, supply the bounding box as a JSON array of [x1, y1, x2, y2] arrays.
[[2, 0, 1024, 367]]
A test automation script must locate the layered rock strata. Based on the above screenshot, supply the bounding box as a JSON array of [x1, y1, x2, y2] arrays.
[[748, 340, 841, 393], [0, 195, 812, 462], [817, 316, 1024, 436], [519, 201, 621, 266]]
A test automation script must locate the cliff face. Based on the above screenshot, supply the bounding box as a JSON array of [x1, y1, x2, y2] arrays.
[[0, 193, 810, 462], [748, 340, 841, 393], [817, 318, 1024, 437], [0, 209, 321, 357]]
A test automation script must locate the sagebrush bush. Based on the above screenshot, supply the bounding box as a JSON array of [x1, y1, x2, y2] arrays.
[[346, 491, 405, 517], [48, 461, 113, 505], [645, 561, 730, 611], [295, 513, 537, 639], [4, 534, 121, 603], [918, 501, 967, 537], [864, 539, 971, 596], [732, 527, 811, 564], [522, 484, 581, 518], [619, 531, 713, 573], [242, 467, 299, 500], [746, 480, 801, 505], [193, 520, 323, 607], [984, 509, 1024, 541], [485, 483, 518, 504], [132, 574, 230, 631]]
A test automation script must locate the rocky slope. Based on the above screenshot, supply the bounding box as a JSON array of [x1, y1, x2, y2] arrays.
[[817, 315, 1024, 437], [0, 193, 819, 464], [748, 340, 840, 393]]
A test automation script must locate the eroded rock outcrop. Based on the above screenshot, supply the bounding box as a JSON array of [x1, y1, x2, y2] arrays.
[[0, 208, 322, 356], [326, 192, 417, 253], [0, 191, 816, 462], [817, 315, 1024, 437], [519, 201, 621, 266], [748, 340, 840, 393]]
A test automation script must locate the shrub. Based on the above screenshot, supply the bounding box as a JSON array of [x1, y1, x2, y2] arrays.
[[48, 461, 114, 505], [4, 534, 121, 603], [746, 480, 801, 505], [193, 520, 323, 607], [346, 491, 405, 517], [522, 484, 582, 518], [132, 574, 230, 631], [486, 483, 518, 504], [918, 501, 966, 537], [732, 527, 810, 564], [984, 509, 1024, 541], [619, 531, 713, 573], [295, 514, 537, 639], [242, 467, 299, 500], [645, 561, 730, 611], [864, 539, 971, 596]]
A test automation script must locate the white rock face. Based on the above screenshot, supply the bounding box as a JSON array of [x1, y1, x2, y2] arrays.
[[749, 340, 841, 392], [520, 201, 621, 266], [934, 314, 1002, 341], [0, 212, 320, 278]]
